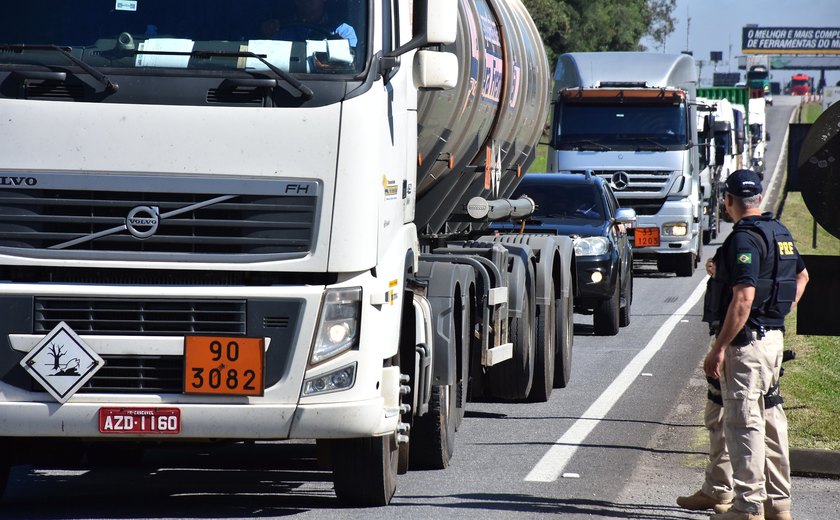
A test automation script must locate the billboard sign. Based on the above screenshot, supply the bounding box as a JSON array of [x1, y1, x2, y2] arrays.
[[742, 27, 840, 54]]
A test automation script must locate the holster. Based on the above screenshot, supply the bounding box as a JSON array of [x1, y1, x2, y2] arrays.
[[731, 324, 753, 347]]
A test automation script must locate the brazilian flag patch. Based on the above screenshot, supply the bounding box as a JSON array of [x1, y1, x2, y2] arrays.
[[737, 253, 752, 264]]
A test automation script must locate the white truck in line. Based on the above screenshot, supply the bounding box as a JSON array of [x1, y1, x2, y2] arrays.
[[748, 97, 769, 175], [547, 52, 702, 276], [696, 100, 721, 244], [0, 0, 575, 506]]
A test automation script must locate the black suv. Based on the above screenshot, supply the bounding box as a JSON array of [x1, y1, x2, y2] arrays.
[[494, 173, 636, 335]]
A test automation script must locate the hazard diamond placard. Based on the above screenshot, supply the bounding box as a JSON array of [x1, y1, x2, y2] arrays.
[[20, 322, 105, 403]]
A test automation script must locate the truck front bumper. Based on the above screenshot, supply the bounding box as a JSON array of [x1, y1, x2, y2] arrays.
[[0, 396, 394, 440], [629, 200, 697, 257]]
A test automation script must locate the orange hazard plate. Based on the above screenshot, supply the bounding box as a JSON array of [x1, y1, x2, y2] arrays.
[[634, 227, 660, 247], [184, 336, 265, 396]]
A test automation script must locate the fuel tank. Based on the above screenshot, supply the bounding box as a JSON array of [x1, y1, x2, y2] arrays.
[[414, 0, 549, 234]]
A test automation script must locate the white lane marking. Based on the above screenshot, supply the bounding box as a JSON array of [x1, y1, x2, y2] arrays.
[[524, 277, 709, 482]]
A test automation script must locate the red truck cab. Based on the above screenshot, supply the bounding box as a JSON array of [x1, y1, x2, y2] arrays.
[[790, 74, 812, 95]]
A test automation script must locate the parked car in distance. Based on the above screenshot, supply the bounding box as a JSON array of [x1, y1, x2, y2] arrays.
[[493, 172, 636, 335]]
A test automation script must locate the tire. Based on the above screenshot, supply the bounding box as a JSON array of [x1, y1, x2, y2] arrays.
[[702, 228, 713, 245], [619, 270, 632, 328], [453, 295, 470, 431], [409, 384, 456, 470], [674, 251, 696, 277], [593, 277, 620, 336], [553, 291, 574, 388], [333, 434, 399, 506], [527, 283, 555, 402], [487, 291, 535, 400]]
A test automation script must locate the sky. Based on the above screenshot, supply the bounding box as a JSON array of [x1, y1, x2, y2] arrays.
[[640, 0, 840, 88]]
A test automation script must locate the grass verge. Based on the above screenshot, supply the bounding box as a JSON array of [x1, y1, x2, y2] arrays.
[[780, 192, 840, 451]]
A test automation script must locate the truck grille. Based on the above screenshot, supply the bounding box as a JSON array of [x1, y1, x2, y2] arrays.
[[585, 170, 675, 196], [34, 297, 246, 335], [0, 173, 319, 262], [81, 355, 183, 394], [610, 197, 667, 216]]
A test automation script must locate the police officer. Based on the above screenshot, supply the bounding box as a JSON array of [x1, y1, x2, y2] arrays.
[[702, 170, 809, 520]]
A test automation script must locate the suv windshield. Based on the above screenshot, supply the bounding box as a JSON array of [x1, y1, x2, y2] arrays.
[[515, 182, 604, 221], [556, 102, 689, 150], [0, 0, 367, 75]]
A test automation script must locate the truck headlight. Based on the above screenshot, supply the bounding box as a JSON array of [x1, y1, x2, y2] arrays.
[[574, 236, 609, 256], [311, 287, 361, 364], [662, 222, 688, 236]]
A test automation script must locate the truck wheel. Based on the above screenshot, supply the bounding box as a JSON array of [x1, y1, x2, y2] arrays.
[[527, 284, 555, 402], [453, 295, 470, 431], [553, 291, 574, 388], [487, 291, 534, 400], [619, 271, 632, 328], [593, 279, 620, 336], [674, 252, 696, 277], [409, 384, 456, 469], [703, 228, 713, 245], [333, 434, 398, 506]]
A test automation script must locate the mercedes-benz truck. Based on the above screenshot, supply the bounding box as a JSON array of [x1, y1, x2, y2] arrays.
[[547, 52, 702, 276]]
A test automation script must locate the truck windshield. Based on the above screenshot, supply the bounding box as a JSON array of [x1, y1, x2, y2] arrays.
[[0, 0, 367, 76], [556, 103, 689, 150]]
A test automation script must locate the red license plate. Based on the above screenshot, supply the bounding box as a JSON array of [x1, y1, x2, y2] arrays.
[[634, 227, 660, 247], [99, 407, 181, 434]]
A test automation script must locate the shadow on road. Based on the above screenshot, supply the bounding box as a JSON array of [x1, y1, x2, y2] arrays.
[[396, 492, 706, 519]]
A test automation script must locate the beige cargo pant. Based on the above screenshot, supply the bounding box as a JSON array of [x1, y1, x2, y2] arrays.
[[714, 329, 792, 515]]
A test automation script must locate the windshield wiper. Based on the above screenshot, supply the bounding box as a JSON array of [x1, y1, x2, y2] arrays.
[[0, 44, 118, 93], [617, 136, 669, 151], [133, 49, 314, 100], [562, 139, 612, 151]]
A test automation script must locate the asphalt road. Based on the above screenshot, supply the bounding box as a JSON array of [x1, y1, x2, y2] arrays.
[[1, 96, 837, 519]]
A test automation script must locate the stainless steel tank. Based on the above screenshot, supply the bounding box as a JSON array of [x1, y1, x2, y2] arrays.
[[414, 0, 549, 234]]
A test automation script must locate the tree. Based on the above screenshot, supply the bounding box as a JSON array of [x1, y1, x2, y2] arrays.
[[522, 0, 677, 65], [521, 0, 573, 67], [642, 0, 677, 52]]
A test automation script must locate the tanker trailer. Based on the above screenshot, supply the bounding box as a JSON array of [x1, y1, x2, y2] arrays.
[[0, 0, 572, 506]]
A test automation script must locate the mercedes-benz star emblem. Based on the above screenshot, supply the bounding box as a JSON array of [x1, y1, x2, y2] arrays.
[[611, 171, 630, 191], [126, 206, 160, 239]]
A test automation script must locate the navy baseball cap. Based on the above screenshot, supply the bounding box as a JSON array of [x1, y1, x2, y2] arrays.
[[724, 169, 763, 198]]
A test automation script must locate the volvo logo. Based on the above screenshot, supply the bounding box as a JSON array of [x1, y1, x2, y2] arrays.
[[126, 206, 160, 239], [0, 176, 37, 187], [611, 171, 630, 191]]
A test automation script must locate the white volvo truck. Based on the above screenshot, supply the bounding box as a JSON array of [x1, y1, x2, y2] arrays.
[[547, 52, 703, 276], [0, 0, 575, 506]]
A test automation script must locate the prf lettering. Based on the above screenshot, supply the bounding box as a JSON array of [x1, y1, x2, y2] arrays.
[[778, 241, 795, 256]]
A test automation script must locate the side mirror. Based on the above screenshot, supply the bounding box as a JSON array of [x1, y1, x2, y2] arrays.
[[415, 50, 458, 90], [386, 0, 457, 57], [615, 207, 637, 224], [426, 0, 458, 44]]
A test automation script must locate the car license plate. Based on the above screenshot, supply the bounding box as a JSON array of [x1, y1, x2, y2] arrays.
[[634, 227, 660, 247], [184, 336, 265, 396], [99, 407, 181, 434]]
